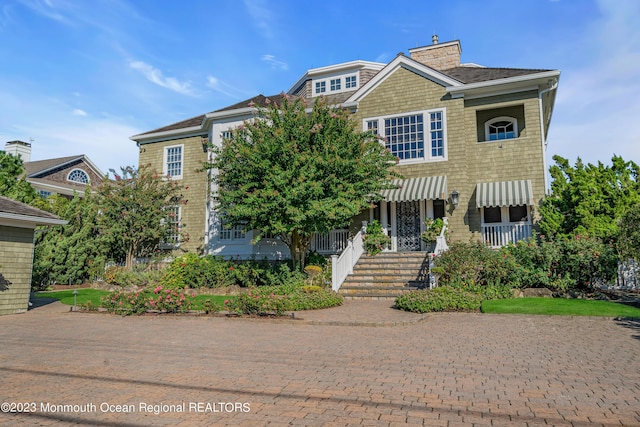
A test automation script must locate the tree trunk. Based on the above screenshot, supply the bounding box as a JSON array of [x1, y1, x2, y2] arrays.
[[125, 247, 135, 270], [288, 230, 313, 272]]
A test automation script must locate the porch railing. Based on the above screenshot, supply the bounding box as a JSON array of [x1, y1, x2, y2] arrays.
[[481, 223, 532, 248], [331, 229, 365, 292], [310, 229, 349, 254]]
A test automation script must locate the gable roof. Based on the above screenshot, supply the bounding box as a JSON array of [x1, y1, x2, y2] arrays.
[[25, 155, 104, 180], [0, 195, 66, 226]]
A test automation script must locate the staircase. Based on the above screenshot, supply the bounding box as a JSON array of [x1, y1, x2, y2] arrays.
[[338, 252, 432, 300]]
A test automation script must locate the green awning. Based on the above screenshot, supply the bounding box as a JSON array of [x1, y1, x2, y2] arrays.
[[381, 176, 447, 202], [476, 180, 533, 208]]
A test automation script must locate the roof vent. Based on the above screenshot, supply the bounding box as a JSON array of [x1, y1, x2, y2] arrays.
[[432, 34, 439, 45]]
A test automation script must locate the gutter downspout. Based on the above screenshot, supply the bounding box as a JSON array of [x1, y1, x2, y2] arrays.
[[538, 79, 559, 193]]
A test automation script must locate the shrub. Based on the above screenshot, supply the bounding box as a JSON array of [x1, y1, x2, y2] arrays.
[[363, 220, 390, 256], [432, 241, 510, 288], [305, 250, 327, 267], [162, 254, 235, 289], [395, 287, 484, 313], [147, 286, 192, 313], [502, 234, 617, 292], [103, 265, 162, 288], [225, 282, 343, 315], [100, 286, 194, 315], [225, 289, 290, 316], [421, 217, 446, 243]]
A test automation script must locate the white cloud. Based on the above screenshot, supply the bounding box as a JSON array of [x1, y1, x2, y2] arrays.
[[243, 0, 274, 40], [206, 75, 247, 100], [548, 0, 640, 165], [261, 54, 288, 71], [72, 108, 87, 116], [129, 60, 196, 96], [16, 0, 71, 25]]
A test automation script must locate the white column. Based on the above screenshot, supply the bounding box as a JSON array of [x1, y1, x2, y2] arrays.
[[390, 202, 397, 252]]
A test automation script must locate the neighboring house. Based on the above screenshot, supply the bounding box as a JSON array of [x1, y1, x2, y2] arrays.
[[3, 141, 104, 198], [0, 196, 66, 315], [131, 36, 560, 258]]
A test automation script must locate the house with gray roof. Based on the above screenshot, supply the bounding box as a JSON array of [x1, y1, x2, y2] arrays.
[[4, 141, 105, 199], [131, 37, 560, 272]]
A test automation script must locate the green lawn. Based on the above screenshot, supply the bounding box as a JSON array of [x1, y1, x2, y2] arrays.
[[34, 289, 233, 312], [482, 297, 640, 318], [34, 289, 110, 306]]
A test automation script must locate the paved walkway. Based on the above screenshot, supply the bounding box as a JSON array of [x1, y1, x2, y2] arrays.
[[0, 300, 639, 426]]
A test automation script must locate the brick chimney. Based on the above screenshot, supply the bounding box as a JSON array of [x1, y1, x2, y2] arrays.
[[408, 36, 461, 71], [4, 140, 32, 162]]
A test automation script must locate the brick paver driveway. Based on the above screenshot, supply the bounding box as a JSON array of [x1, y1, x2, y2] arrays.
[[0, 302, 639, 426]]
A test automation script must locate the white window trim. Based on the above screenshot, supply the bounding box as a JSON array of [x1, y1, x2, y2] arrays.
[[481, 205, 531, 225], [66, 168, 90, 184], [313, 73, 359, 96], [159, 205, 181, 248], [484, 116, 518, 142], [363, 108, 448, 164], [163, 144, 184, 180]]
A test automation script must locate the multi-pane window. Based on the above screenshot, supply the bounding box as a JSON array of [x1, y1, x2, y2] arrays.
[[221, 130, 232, 141], [164, 145, 183, 179], [430, 111, 444, 157], [67, 169, 89, 184], [38, 190, 51, 198], [330, 78, 341, 91], [315, 81, 326, 94], [345, 75, 357, 89], [165, 206, 181, 244], [486, 117, 518, 141], [366, 120, 378, 136], [366, 110, 446, 162], [219, 220, 246, 240], [384, 114, 424, 160]]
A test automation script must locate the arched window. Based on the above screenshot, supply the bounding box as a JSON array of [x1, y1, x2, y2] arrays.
[[485, 116, 518, 141], [67, 168, 90, 184]]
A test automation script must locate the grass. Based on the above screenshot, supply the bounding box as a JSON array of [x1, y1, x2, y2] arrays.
[[482, 297, 640, 318], [34, 289, 234, 312], [34, 289, 110, 306]]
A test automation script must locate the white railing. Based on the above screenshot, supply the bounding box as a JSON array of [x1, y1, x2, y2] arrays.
[[482, 223, 532, 248], [331, 229, 365, 292], [310, 229, 349, 254]]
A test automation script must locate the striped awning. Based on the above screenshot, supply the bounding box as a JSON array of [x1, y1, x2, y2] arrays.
[[475, 180, 533, 208], [380, 176, 447, 202]]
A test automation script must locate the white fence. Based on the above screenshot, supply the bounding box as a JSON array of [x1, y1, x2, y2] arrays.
[[481, 223, 532, 248], [310, 229, 349, 254], [331, 230, 364, 292]]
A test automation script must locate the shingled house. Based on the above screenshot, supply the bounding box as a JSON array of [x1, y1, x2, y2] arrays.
[[131, 37, 560, 262], [0, 196, 66, 315]]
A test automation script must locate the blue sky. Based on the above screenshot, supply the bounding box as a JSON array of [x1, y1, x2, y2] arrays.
[[0, 0, 638, 174]]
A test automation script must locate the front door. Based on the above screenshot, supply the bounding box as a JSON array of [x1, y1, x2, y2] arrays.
[[396, 201, 422, 251]]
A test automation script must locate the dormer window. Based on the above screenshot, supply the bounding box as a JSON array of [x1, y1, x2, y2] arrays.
[[345, 75, 357, 89], [315, 81, 326, 94], [330, 78, 341, 91], [67, 168, 90, 184], [485, 117, 518, 141]]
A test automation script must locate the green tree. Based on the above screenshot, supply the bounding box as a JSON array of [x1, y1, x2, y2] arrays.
[[539, 155, 640, 241], [0, 150, 39, 204], [617, 203, 640, 261], [96, 164, 186, 269], [207, 96, 398, 270], [33, 190, 104, 286]]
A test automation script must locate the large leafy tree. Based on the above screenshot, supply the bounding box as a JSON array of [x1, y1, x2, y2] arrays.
[[33, 191, 104, 286], [617, 203, 640, 261], [0, 150, 39, 205], [539, 155, 640, 241], [96, 164, 186, 269], [208, 96, 398, 270]]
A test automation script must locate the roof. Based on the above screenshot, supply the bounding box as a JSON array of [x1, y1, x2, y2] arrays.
[[136, 114, 207, 136], [440, 66, 553, 84], [0, 195, 66, 226], [24, 155, 105, 181], [24, 155, 82, 177]]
